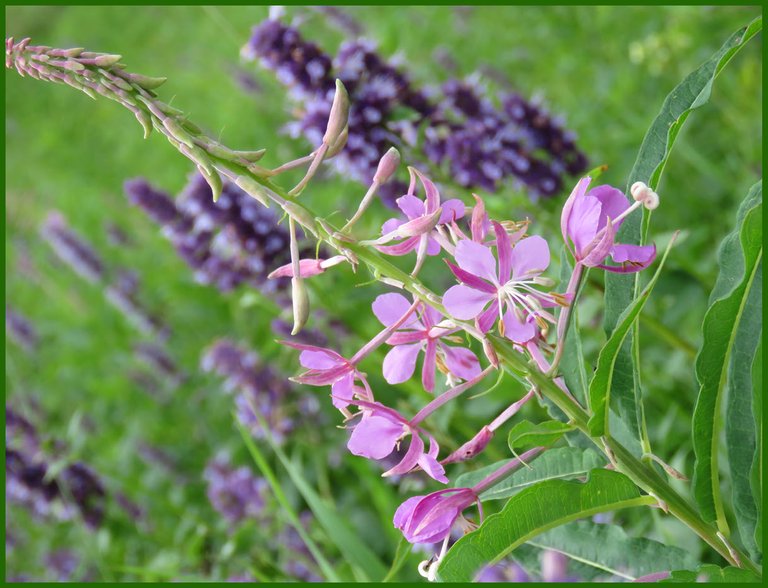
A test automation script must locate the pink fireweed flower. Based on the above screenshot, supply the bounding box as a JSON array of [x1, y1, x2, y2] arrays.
[[282, 341, 371, 410], [372, 293, 481, 392], [443, 222, 567, 343], [561, 177, 657, 273], [341, 398, 448, 483], [393, 487, 478, 544], [370, 167, 465, 265], [267, 255, 347, 279]]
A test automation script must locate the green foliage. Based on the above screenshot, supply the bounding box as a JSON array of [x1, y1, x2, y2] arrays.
[[437, 470, 655, 581], [507, 419, 574, 452], [693, 182, 762, 539], [661, 564, 762, 583]]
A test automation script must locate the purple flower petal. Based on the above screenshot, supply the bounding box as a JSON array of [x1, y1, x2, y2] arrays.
[[381, 217, 404, 235], [384, 434, 424, 477], [426, 236, 441, 256], [331, 373, 356, 409], [581, 216, 616, 267], [455, 239, 499, 284], [511, 235, 551, 279], [443, 285, 494, 320], [396, 194, 424, 219], [493, 221, 513, 284], [567, 194, 601, 255], [299, 350, 343, 370], [375, 236, 420, 256], [561, 177, 591, 247], [422, 339, 438, 392], [382, 343, 421, 384], [442, 345, 481, 380], [372, 293, 419, 328], [439, 199, 466, 224], [417, 453, 448, 484], [393, 496, 422, 530], [502, 309, 537, 343], [610, 243, 656, 264], [347, 414, 403, 460], [476, 303, 499, 333], [589, 184, 629, 231], [387, 330, 428, 345], [445, 260, 497, 294]]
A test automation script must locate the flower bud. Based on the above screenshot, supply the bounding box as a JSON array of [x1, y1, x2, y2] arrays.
[[373, 147, 401, 184], [235, 175, 270, 207], [441, 427, 494, 464], [93, 54, 122, 68], [291, 277, 310, 335], [322, 79, 350, 146], [326, 125, 348, 158]]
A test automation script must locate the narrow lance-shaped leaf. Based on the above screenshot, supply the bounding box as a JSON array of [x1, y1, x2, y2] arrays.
[[436, 469, 655, 582], [660, 564, 761, 583], [588, 234, 678, 436], [693, 182, 762, 535], [750, 339, 762, 554], [602, 17, 762, 450], [526, 520, 696, 581], [454, 447, 607, 502], [558, 248, 589, 406], [508, 419, 574, 452]]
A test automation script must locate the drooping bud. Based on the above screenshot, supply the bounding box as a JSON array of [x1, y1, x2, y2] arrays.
[[482, 338, 499, 369], [291, 277, 310, 335], [441, 426, 494, 464], [326, 125, 348, 159], [322, 79, 350, 146], [373, 147, 401, 184]]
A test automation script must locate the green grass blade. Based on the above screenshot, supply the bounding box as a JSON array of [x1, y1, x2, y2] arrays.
[[693, 182, 762, 536], [588, 234, 678, 436], [236, 422, 341, 582], [660, 564, 761, 583], [437, 469, 655, 581]]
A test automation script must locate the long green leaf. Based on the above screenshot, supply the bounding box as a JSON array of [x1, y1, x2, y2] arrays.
[[588, 234, 678, 436], [751, 339, 762, 553], [508, 419, 574, 452], [693, 182, 762, 536], [603, 16, 762, 448], [660, 564, 761, 583], [436, 469, 655, 581], [527, 520, 695, 581], [454, 447, 606, 501], [257, 426, 390, 581], [558, 249, 589, 407]]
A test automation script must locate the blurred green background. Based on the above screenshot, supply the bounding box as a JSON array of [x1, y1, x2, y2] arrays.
[[5, 5, 762, 582]]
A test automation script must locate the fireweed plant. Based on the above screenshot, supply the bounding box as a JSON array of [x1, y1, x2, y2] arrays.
[[6, 15, 762, 583]]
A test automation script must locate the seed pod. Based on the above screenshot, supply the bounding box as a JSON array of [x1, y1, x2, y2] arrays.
[[233, 149, 267, 162], [290, 277, 310, 335], [196, 164, 223, 202], [134, 110, 153, 139], [235, 175, 271, 207], [282, 201, 317, 235], [161, 117, 195, 149], [126, 73, 168, 90]]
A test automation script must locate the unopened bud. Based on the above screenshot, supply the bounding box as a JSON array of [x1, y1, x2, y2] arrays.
[[127, 73, 168, 90], [441, 426, 494, 464], [93, 54, 122, 68], [482, 338, 499, 369], [235, 175, 271, 207], [291, 277, 310, 335], [326, 125, 348, 158], [282, 201, 318, 235], [373, 147, 401, 184], [322, 79, 350, 146]]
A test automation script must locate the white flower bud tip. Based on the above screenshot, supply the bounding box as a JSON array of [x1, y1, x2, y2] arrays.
[[373, 147, 401, 184]]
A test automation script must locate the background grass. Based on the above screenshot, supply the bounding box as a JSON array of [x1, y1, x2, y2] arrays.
[[5, 5, 762, 581]]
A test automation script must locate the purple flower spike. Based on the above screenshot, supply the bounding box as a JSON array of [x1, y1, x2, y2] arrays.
[[394, 487, 478, 544], [373, 293, 481, 392], [561, 177, 656, 273], [443, 222, 564, 342]]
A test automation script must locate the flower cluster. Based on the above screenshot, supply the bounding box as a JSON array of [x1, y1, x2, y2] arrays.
[[40, 211, 167, 338], [6, 405, 107, 528], [243, 16, 587, 203], [6, 305, 39, 352], [203, 455, 270, 525], [201, 338, 317, 445], [279, 166, 659, 577]]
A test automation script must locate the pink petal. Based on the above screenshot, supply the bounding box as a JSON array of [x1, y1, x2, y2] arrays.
[[393, 496, 422, 530], [375, 236, 419, 256], [347, 415, 404, 460], [476, 303, 499, 333], [384, 434, 424, 477], [581, 216, 616, 267], [493, 221, 513, 284], [443, 285, 494, 320], [382, 343, 422, 384], [423, 305, 443, 327], [439, 199, 466, 224], [471, 194, 491, 242], [381, 217, 404, 235], [387, 330, 428, 345], [511, 235, 551, 279], [372, 293, 418, 328], [502, 309, 537, 343], [267, 258, 325, 279], [396, 194, 424, 219], [426, 236, 441, 256], [445, 260, 497, 294], [589, 184, 629, 231], [560, 177, 592, 246], [299, 349, 344, 370], [331, 373, 355, 409], [422, 339, 438, 392], [417, 453, 449, 484], [568, 194, 601, 256], [413, 168, 441, 213], [611, 243, 656, 264], [455, 239, 499, 284], [442, 345, 481, 381]]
